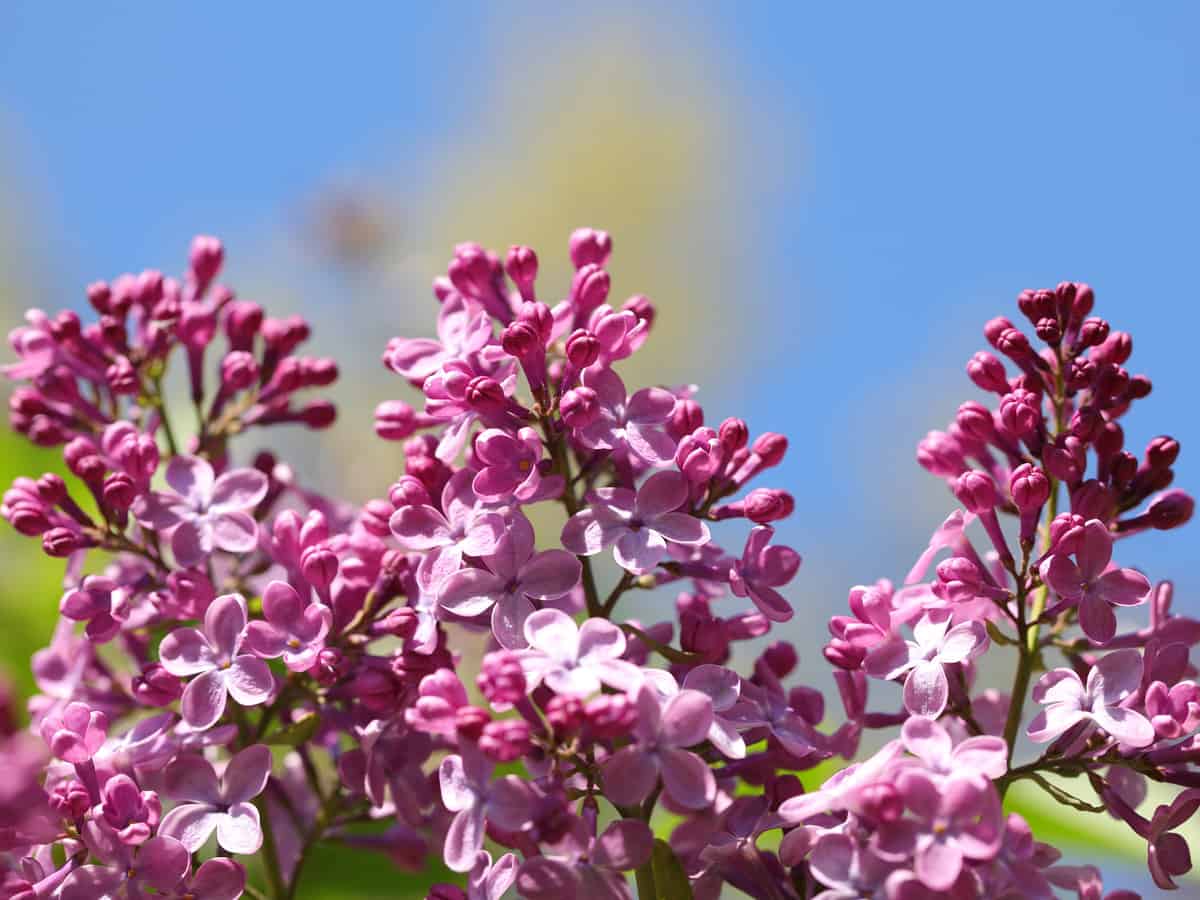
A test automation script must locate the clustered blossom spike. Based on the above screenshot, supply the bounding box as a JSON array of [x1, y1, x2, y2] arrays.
[[0, 239, 1193, 899]]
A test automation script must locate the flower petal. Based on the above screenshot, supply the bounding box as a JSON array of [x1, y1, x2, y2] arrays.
[[221, 744, 273, 804], [210, 468, 269, 513], [159, 627, 216, 676], [225, 656, 274, 706], [659, 747, 716, 810], [181, 669, 228, 729], [903, 660, 949, 718], [158, 802, 222, 853], [210, 511, 260, 555], [216, 802, 263, 854]]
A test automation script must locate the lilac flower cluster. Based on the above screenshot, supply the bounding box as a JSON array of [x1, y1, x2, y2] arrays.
[[0, 237, 1194, 899]]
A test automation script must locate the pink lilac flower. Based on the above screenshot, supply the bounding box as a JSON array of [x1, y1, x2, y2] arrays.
[[1027, 649, 1155, 748], [516, 609, 642, 697], [682, 665, 761, 760], [405, 669, 471, 737], [778, 740, 905, 824], [472, 427, 563, 503], [1144, 788, 1200, 890], [158, 744, 272, 854], [437, 515, 581, 649], [864, 612, 989, 718], [517, 818, 653, 899], [384, 294, 493, 383], [389, 470, 505, 585], [60, 833, 190, 900], [738, 664, 825, 761], [571, 366, 677, 464], [729, 525, 801, 623], [243, 580, 333, 672], [39, 700, 107, 763], [876, 770, 1004, 891], [97, 774, 161, 845], [601, 683, 716, 811], [562, 470, 710, 574], [899, 716, 1007, 782], [1039, 519, 1151, 644], [134, 455, 268, 567], [162, 858, 247, 900], [58, 576, 125, 643], [438, 746, 536, 872], [806, 833, 892, 900], [159, 593, 274, 729]]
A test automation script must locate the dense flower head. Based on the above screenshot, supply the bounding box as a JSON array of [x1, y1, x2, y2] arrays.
[[0, 240, 1193, 898]]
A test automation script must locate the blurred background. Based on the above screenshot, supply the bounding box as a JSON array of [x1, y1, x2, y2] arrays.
[[2, 2, 1198, 895]]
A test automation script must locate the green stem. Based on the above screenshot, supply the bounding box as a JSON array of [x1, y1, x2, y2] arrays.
[[256, 790, 288, 899]]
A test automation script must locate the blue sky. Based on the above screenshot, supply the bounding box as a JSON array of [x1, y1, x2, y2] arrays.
[[2, 2, 1199, 892], [3, 0, 1196, 638]]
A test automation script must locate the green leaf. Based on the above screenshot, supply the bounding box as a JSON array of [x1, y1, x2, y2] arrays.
[[262, 711, 320, 747], [651, 838, 693, 900]]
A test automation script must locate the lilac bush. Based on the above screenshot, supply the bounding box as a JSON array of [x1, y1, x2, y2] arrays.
[[0, 232, 1195, 899]]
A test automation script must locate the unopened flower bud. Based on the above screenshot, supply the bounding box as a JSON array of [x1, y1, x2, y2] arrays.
[[189, 235, 225, 293], [568, 227, 612, 269], [998, 389, 1041, 437], [478, 651, 527, 707], [1149, 490, 1194, 530], [504, 245, 539, 300], [375, 400, 418, 441], [966, 351, 1009, 394], [1009, 464, 1050, 512], [454, 706, 490, 741], [744, 488, 794, 523], [565, 329, 600, 368], [132, 664, 183, 707], [953, 470, 998, 513]]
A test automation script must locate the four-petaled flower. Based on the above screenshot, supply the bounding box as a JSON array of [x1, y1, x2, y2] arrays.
[[601, 683, 716, 810], [516, 818, 653, 900], [562, 470, 710, 574], [59, 575, 126, 643], [438, 746, 536, 872], [899, 715, 1007, 782], [729, 525, 801, 623], [159, 744, 272, 854], [40, 700, 107, 763], [865, 612, 989, 718], [1039, 519, 1151, 645], [875, 770, 1004, 891], [516, 608, 642, 697], [438, 515, 581, 649], [244, 580, 333, 672], [159, 593, 274, 729], [571, 367, 677, 464], [472, 427, 562, 503], [134, 455, 268, 567], [1027, 648, 1155, 748]]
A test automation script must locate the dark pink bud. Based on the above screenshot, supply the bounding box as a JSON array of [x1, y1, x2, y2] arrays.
[[480, 719, 532, 763], [1017, 289, 1053, 325], [1069, 406, 1104, 442], [36, 473, 67, 504], [478, 651, 527, 707], [311, 648, 348, 686], [955, 401, 996, 442], [301, 547, 339, 590], [220, 351, 259, 391], [1095, 421, 1125, 460], [1043, 434, 1086, 483], [585, 694, 637, 739], [378, 606, 418, 640], [744, 488, 794, 523], [568, 227, 612, 269], [132, 664, 183, 707], [189, 235, 225, 292], [545, 695, 585, 736], [1127, 374, 1152, 400], [304, 357, 339, 387], [953, 470, 999, 513], [966, 351, 1009, 394], [135, 270, 164, 308], [570, 264, 610, 314], [937, 556, 986, 603], [51, 310, 81, 341], [668, 399, 704, 441], [1035, 317, 1061, 344], [454, 706, 490, 741], [517, 300, 554, 343], [49, 779, 91, 820], [504, 246, 538, 300], [1009, 464, 1049, 512], [559, 386, 600, 430], [465, 376, 506, 414], [447, 245, 496, 301], [1149, 491, 1194, 530], [1071, 480, 1115, 521], [1077, 317, 1109, 349], [87, 281, 112, 314], [998, 389, 1042, 437], [753, 433, 788, 468], [1147, 436, 1181, 470], [105, 357, 139, 395], [984, 316, 1016, 347], [675, 427, 723, 482], [623, 293, 655, 327], [858, 783, 903, 824], [296, 399, 336, 429], [1094, 331, 1132, 367], [762, 641, 798, 678], [375, 400, 418, 441], [719, 418, 749, 454], [225, 301, 264, 349], [1110, 452, 1138, 487], [102, 473, 137, 511], [501, 321, 543, 360], [388, 475, 431, 508], [565, 329, 600, 368], [43, 526, 82, 557]]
